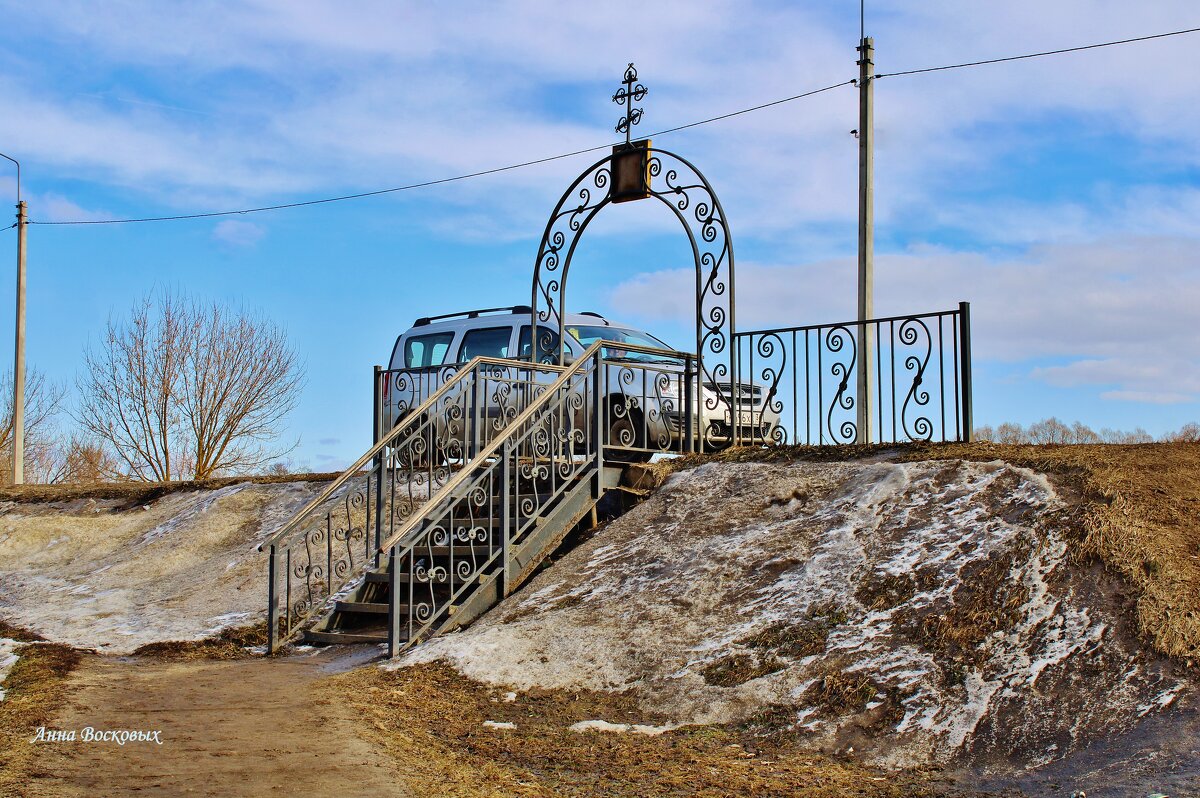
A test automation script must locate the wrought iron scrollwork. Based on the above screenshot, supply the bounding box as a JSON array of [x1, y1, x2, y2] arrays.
[[825, 325, 858, 444], [731, 306, 971, 447], [898, 317, 933, 441], [263, 356, 566, 651], [530, 145, 735, 451]]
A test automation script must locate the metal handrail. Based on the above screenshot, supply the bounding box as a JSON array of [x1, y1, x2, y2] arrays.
[[257, 354, 564, 552], [735, 307, 962, 338], [576, 340, 689, 360], [374, 340, 608, 556]]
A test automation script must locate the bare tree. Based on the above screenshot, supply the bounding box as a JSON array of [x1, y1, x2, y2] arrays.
[[77, 292, 304, 481], [972, 418, 1197, 445], [1026, 417, 1073, 444], [993, 422, 1026, 445], [0, 367, 66, 484], [180, 301, 304, 477]]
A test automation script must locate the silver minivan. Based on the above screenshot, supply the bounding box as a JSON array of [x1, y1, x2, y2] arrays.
[[384, 305, 779, 453]]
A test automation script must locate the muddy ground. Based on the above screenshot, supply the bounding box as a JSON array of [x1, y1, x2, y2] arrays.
[[0, 443, 1196, 796]]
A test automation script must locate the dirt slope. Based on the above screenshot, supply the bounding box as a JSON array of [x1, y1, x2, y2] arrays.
[[0, 479, 339, 652], [398, 453, 1197, 783]]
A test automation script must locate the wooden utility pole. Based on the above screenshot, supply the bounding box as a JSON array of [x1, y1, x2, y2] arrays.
[[856, 36, 875, 445], [12, 200, 25, 484]]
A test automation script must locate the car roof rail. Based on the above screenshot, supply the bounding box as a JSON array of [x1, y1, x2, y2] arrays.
[[413, 305, 534, 327], [578, 311, 609, 325]]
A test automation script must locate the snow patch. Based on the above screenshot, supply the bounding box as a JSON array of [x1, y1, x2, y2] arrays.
[[569, 720, 677, 735], [0, 480, 341, 652], [395, 459, 1190, 769]]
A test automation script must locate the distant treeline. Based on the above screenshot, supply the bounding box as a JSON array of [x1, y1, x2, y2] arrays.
[[974, 418, 1199, 445]]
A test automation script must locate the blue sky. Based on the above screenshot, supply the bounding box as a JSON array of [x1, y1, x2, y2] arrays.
[[0, 1, 1197, 470]]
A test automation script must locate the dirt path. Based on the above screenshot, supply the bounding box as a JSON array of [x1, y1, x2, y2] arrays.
[[19, 649, 407, 797]]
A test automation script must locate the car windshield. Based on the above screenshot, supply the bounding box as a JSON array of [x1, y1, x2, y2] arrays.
[[566, 325, 680, 363]]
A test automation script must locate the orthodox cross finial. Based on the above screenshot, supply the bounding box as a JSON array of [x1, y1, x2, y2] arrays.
[[612, 63, 647, 145]]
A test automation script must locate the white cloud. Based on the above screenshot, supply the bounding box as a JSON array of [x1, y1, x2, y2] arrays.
[[212, 219, 265, 247], [3, 1, 1196, 236], [38, 193, 110, 223], [1100, 390, 1194, 405], [609, 234, 1200, 404]]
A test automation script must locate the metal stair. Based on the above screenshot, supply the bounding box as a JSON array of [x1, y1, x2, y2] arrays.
[[261, 339, 694, 657], [306, 463, 624, 650]]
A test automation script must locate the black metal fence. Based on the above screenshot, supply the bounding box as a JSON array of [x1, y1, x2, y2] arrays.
[[732, 303, 972, 446]]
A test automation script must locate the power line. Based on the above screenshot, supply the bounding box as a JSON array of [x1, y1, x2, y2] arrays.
[[635, 80, 854, 138], [24, 24, 1200, 227], [876, 25, 1200, 79], [30, 81, 854, 227]]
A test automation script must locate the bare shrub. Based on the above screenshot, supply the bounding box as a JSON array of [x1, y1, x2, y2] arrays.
[[993, 422, 1025, 445], [973, 418, 1196, 445], [1165, 422, 1200, 443], [1026, 417, 1073, 445], [47, 436, 123, 484], [1100, 426, 1154, 444], [1070, 421, 1101, 444], [77, 292, 305, 481]]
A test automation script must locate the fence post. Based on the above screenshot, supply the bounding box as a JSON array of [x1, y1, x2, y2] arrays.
[[683, 354, 695, 454], [471, 369, 483, 457], [372, 366, 384, 564], [593, 352, 605, 477], [387, 544, 400, 658], [267, 545, 278, 655], [500, 439, 512, 595], [959, 301, 973, 443]]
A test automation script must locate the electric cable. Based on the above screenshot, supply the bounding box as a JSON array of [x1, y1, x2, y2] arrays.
[[876, 26, 1200, 79], [24, 25, 1200, 227], [29, 82, 854, 227]]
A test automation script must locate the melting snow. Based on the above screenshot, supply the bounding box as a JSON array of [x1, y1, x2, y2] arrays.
[[569, 720, 677, 735], [395, 459, 1192, 768], [0, 480, 343, 653]]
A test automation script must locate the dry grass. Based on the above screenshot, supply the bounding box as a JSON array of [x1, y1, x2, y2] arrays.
[[0, 642, 81, 794], [0, 619, 46, 643], [700, 604, 850, 687], [699, 652, 785, 687], [129, 622, 268, 661], [679, 441, 1200, 661], [890, 547, 1034, 683], [333, 661, 965, 797], [0, 471, 338, 506]]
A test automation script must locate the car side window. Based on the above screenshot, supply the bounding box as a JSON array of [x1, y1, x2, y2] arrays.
[[518, 326, 560, 363], [457, 326, 512, 362], [404, 332, 455, 368]]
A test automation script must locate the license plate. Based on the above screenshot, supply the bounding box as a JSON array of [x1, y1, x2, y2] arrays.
[[726, 410, 757, 425]]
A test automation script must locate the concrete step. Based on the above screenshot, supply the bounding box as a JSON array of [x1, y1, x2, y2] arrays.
[[304, 629, 391, 645]]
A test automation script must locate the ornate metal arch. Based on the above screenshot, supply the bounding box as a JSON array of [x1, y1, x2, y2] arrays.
[[530, 145, 735, 412]]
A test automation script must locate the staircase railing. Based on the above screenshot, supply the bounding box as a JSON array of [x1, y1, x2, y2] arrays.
[[260, 355, 564, 652], [378, 340, 610, 655]]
